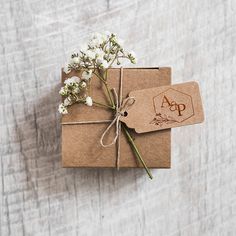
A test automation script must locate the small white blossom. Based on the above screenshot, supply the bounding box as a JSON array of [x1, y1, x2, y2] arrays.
[[59, 87, 63, 95], [59, 87, 68, 96], [85, 50, 96, 60], [80, 81, 87, 88], [58, 103, 68, 114], [64, 76, 81, 86], [71, 56, 80, 64], [72, 87, 80, 94], [94, 48, 105, 59], [63, 64, 71, 74], [64, 97, 72, 106], [82, 70, 92, 80], [97, 58, 109, 68], [85, 96, 93, 106], [101, 60, 109, 68]]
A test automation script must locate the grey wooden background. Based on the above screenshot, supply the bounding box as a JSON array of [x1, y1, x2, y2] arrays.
[[1, 0, 236, 235]]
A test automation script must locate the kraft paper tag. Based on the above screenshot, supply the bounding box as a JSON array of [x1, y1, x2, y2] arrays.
[[120, 81, 204, 133]]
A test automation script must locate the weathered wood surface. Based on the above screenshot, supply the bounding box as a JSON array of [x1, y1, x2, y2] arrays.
[[0, 0, 236, 235]]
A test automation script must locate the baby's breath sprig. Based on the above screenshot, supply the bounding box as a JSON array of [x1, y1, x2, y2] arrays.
[[59, 32, 136, 113], [59, 32, 152, 179]]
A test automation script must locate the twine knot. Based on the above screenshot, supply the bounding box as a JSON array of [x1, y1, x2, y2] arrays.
[[100, 89, 135, 148]]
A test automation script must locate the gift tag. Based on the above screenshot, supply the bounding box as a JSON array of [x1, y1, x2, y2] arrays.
[[120, 81, 204, 133]]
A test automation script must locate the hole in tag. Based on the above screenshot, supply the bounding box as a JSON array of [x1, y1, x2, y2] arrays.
[[123, 111, 128, 117]]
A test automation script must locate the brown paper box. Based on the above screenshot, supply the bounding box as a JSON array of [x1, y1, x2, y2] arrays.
[[61, 67, 171, 168]]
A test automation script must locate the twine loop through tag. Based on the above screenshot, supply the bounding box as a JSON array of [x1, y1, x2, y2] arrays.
[[100, 89, 135, 148]]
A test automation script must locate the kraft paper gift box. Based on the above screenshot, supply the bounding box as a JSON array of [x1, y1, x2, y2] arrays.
[[61, 67, 171, 168]]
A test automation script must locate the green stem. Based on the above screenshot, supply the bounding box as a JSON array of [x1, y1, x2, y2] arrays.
[[93, 101, 114, 109], [104, 68, 108, 81], [108, 50, 119, 68], [93, 71, 106, 83], [104, 69, 115, 108], [121, 123, 153, 179], [93, 71, 115, 108], [105, 82, 115, 108]]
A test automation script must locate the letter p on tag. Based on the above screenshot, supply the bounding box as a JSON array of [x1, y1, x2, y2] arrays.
[[120, 82, 204, 133]]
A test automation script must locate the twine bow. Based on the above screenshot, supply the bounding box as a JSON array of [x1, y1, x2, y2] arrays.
[[100, 89, 135, 148]]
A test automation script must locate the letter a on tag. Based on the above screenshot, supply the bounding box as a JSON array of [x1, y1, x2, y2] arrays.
[[120, 82, 204, 133]]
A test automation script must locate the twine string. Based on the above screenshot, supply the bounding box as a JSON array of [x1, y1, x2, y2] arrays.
[[99, 89, 135, 148]]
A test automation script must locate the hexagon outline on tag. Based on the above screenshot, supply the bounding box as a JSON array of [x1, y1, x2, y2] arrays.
[[152, 88, 195, 124]]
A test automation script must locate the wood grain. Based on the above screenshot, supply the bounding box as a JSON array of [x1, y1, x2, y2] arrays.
[[0, 0, 236, 235]]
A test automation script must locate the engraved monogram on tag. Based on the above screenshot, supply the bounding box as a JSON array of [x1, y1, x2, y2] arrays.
[[161, 95, 186, 116], [150, 88, 195, 127]]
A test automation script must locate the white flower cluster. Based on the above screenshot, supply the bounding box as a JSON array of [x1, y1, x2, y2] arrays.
[[63, 32, 136, 75], [58, 76, 92, 114], [59, 32, 137, 115]]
